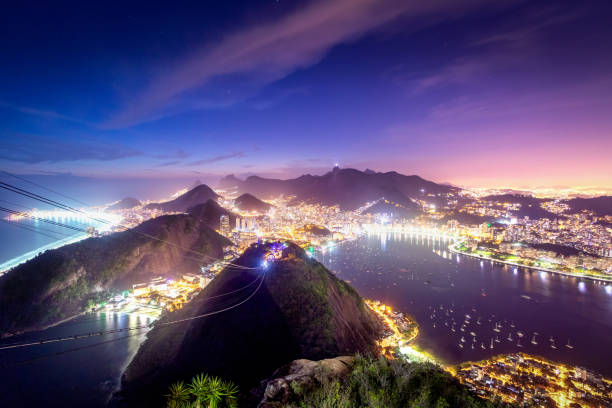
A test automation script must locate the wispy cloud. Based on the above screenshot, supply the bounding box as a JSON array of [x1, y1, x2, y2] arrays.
[[0, 134, 142, 164], [188, 151, 246, 166], [0, 101, 91, 126], [104, 0, 508, 128]]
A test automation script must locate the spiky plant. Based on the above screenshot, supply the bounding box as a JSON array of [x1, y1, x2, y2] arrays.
[[165, 381, 191, 408]]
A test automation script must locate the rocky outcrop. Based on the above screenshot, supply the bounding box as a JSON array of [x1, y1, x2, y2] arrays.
[[256, 356, 354, 408]]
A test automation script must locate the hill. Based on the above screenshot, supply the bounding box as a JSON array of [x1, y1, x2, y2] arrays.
[[563, 196, 612, 217], [219, 167, 456, 210], [188, 199, 237, 230], [234, 193, 272, 213], [145, 184, 219, 212], [363, 199, 420, 219], [483, 194, 561, 220], [0, 212, 230, 337], [119, 242, 383, 406], [106, 197, 141, 210]]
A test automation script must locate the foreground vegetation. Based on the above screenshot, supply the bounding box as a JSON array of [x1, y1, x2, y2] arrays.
[[166, 373, 239, 408], [279, 355, 510, 408]]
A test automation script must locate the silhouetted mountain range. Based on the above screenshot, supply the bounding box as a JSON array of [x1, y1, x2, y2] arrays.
[[145, 184, 219, 212], [219, 167, 456, 210]]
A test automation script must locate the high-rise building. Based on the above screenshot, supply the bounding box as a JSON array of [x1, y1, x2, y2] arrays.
[[220, 215, 230, 237]]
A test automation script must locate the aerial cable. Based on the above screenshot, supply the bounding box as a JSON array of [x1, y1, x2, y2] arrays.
[[1, 170, 91, 207], [0, 270, 266, 351]]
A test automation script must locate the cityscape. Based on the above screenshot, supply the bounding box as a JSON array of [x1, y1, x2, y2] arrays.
[[1, 1, 611, 407]]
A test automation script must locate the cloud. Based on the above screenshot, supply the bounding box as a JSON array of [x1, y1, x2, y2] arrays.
[[153, 149, 191, 160], [104, 0, 508, 128], [188, 151, 246, 166], [0, 101, 91, 126], [0, 134, 142, 164]]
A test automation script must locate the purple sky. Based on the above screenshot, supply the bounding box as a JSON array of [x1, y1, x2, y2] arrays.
[[0, 0, 611, 191]]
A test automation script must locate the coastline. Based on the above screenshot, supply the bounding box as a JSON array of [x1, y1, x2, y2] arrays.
[[448, 241, 612, 284]]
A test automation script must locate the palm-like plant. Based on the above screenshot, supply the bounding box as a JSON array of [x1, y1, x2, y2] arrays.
[[188, 373, 211, 408], [166, 373, 239, 408], [165, 381, 191, 408]]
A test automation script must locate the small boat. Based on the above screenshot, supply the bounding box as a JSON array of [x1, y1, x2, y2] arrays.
[[517, 338, 523, 348], [476, 317, 482, 325], [517, 331, 524, 338], [460, 326, 465, 332], [495, 336, 500, 343], [461, 336, 466, 343], [451, 327, 456, 332], [507, 333, 513, 342], [510, 321, 515, 328], [493, 323, 501, 333], [551, 341, 557, 349], [470, 332, 476, 337], [549, 336, 554, 342], [480, 343, 486, 349], [531, 334, 538, 346], [490, 338, 494, 349], [566, 339, 574, 349], [433, 323, 436, 328], [471, 343, 474, 349]]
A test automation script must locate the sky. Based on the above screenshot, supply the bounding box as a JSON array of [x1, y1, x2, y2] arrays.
[[1, 0, 611, 192]]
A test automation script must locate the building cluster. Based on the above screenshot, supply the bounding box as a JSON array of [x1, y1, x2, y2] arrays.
[[454, 353, 612, 407]]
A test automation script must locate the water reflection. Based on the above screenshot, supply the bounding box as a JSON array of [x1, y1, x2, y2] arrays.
[[316, 233, 612, 377]]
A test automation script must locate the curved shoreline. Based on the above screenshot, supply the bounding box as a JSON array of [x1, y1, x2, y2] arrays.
[[448, 241, 612, 284]]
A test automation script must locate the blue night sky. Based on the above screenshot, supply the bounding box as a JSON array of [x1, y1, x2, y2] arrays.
[[1, 0, 611, 191]]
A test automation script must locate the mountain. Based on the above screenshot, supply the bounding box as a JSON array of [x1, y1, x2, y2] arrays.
[[363, 199, 420, 219], [187, 199, 237, 230], [234, 193, 272, 213], [119, 242, 383, 406], [0, 212, 230, 337], [563, 196, 612, 217], [219, 167, 456, 210], [483, 194, 561, 220], [106, 197, 141, 211], [145, 184, 219, 212]]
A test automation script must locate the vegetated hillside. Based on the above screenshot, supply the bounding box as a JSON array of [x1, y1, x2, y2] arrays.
[[363, 199, 420, 220], [563, 196, 612, 217], [259, 355, 511, 408], [235, 193, 272, 213], [0, 213, 230, 337], [219, 167, 456, 210], [106, 197, 141, 210], [120, 242, 383, 407], [188, 199, 237, 230], [483, 194, 561, 220], [145, 184, 219, 212], [300, 224, 332, 237]]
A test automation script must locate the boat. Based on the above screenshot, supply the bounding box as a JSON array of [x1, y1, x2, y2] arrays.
[[480, 343, 486, 349], [451, 327, 456, 332], [507, 333, 513, 341], [521, 295, 531, 300], [476, 317, 482, 325], [510, 321, 515, 328], [493, 323, 501, 333], [551, 341, 557, 349], [459, 343, 463, 349], [471, 343, 474, 349], [517, 338, 523, 348], [490, 338, 494, 349], [460, 326, 465, 332], [566, 339, 574, 349], [470, 332, 476, 337], [517, 331, 524, 338], [433, 323, 436, 328], [461, 336, 466, 343], [495, 335, 500, 343], [531, 334, 538, 345]]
